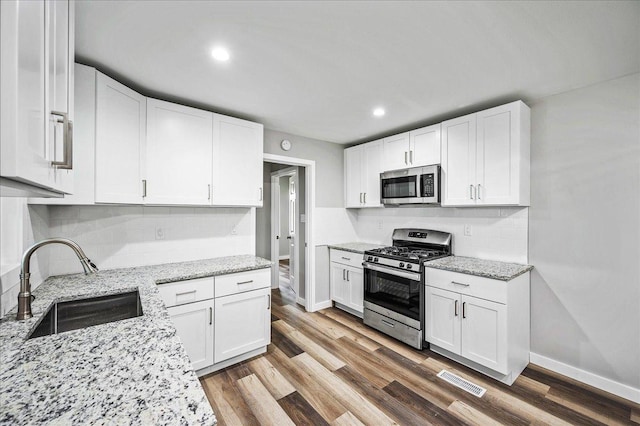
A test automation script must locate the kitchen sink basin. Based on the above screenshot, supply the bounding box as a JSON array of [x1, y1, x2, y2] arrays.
[[28, 290, 143, 339]]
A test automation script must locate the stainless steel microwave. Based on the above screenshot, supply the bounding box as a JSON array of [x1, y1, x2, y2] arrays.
[[380, 165, 441, 205]]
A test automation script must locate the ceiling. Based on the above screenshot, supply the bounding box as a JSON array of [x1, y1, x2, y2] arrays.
[[75, 1, 640, 145]]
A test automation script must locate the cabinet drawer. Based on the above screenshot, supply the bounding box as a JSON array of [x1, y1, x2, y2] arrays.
[[425, 268, 507, 304], [158, 276, 214, 308], [215, 268, 271, 298], [330, 249, 364, 269]]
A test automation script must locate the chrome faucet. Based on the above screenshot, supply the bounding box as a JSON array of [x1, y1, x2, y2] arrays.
[[17, 238, 99, 320]]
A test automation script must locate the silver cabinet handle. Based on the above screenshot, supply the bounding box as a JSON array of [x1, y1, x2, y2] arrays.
[[342, 269, 346, 280], [452, 281, 470, 287], [50, 111, 73, 169], [462, 301, 467, 319], [469, 184, 474, 200], [176, 290, 196, 297], [454, 299, 458, 316], [341, 256, 351, 261], [209, 307, 212, 325], [142, 179, 147, 198], [477, 184, 482, 200], [208, 184, 211, 200], [409, 150, 413, 165], [359, 193, 363, 203], [381, 320, 395, 328], [267, 294, 271, 309], [363, 192, 367, 204], [404, 151, 408, 165], [237, 280, 253, 285], [346, 270, 350, 281], [259, 187, 263, 201]]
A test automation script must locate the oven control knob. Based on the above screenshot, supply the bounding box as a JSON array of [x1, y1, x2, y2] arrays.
[[374, 257, 379, 263], [367, 256, 373, 262], [399, 262, 405, 268], [407, 264, 412, 270]]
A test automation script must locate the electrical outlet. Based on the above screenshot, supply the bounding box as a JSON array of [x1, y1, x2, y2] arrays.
[[155, 227, 165, 240], [464, 224, 472, 236], [377, 220, 383, 230], [231, 225, 237, 235]]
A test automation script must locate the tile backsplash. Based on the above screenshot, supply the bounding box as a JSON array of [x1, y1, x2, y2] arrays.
[[47, 205, 256, 276], [354, 206, 528, 264]]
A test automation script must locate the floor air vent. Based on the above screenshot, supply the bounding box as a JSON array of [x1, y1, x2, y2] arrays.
[[437, 370, 487, 397]]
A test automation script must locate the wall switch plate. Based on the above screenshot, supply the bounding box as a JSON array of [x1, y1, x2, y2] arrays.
[[231, 225, 237, 235], [378, 220, 383, 230], [300, 214, 306, 223], [155, 227, 165, 240], [464, 224, 472, 236]]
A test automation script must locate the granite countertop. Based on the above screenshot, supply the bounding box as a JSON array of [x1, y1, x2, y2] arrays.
[[327, 242, 385, 254], [0, 255, 272, 425], [425, 256, 533, 281]]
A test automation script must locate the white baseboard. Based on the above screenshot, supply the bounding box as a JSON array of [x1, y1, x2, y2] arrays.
[[310, 300, 332, 312], [530, 352, 640, 404], [296, 296, 306, 306]]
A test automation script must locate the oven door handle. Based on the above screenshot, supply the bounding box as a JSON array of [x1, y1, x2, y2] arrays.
[[362, 262, 421, 282]]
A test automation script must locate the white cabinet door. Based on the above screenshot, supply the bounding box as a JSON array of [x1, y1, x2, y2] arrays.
[[95, 72, 146, 204], [344, 146, 363, 208], [476, 102, 519, 206], [214, 287, 271, 363], [330, 263, 347, 305], [441, 113, 477, 206], [145, 99, 213, 205], [1, 1, 52, 190], [168, 299, 214, 371], [212, 114, 263, 206], [461, 295, 507, 374], [382, 132, 410, 172], [426, 287, 461, 355], [362, 140, 382, 207], [346, 266, 364, 314], [410, 124, 441, 167]]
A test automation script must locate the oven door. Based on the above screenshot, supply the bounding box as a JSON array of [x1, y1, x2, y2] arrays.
[[363, 262, 422, 328]]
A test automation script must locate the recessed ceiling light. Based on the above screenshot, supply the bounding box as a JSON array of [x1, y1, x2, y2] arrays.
[[211, 47, 230, 62], [373, 107, 385, 117]]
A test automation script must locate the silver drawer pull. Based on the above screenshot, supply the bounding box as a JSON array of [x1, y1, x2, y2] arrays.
[[452, 281, 470, 287], [237, 280, 254, 285], [176, 290, 196, 296], [381, 320, 395, 328], [341, 257, 351, 261]]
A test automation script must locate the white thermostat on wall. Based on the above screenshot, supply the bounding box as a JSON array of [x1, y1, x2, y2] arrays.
[[280, 139, 292, 151]]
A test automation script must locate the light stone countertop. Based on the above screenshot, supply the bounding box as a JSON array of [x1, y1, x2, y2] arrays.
[[327, 242, 385, 254], [0, 255, 272, 425], [424, 256, 533, 281]]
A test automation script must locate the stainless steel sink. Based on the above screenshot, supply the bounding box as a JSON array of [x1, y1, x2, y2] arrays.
[[28, 290, 143, 339]]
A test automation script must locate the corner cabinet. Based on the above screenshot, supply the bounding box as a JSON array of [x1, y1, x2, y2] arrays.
[[158, 268, 272, 376], [442, 101, 530, 206], [95, 72, 146, 204], [344, 140, 383, 208], [212, 114, 264, 207], [145, 99, 213, 205], [425, 267, 530, 385], [329, 249, 364, 317], [1, 0, 75, 194]]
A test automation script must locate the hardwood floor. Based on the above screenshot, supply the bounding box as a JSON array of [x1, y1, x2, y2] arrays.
[[200, 289, 640, 425]]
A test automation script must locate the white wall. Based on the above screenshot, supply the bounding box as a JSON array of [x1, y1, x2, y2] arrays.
[[354, 206, 529, 263], [529, 73, 640, 395], [47, 205, 255, 276], [0, 200, 50, 318]]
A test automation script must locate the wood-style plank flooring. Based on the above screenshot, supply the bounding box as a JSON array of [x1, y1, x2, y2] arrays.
[[200, 287, 640, 425]]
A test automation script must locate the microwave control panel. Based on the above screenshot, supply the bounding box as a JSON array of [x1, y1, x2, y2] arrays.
[[421, 173, 435, 197]]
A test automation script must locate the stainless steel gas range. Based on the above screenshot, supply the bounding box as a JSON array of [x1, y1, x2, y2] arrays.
[[362, 228, 452, 349]]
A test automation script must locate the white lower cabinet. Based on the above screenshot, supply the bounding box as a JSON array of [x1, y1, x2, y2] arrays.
[[214, 287, 271, 363], [329, 249, 364, 316], [425, 268, 529, 385], [159, 268, 271, 376], [167, 299, 214, 371]]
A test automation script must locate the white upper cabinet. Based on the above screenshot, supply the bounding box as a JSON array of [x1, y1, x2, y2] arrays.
[[146, 99, 213, 205], [211, 114, 264, 207], [95, 72, 146, 204], [344, 139, 382, 208], [381, 125, 441, 172], [442, 101, 530, 206], [381, 132, 410, 171], [1, 0, 74, 194]]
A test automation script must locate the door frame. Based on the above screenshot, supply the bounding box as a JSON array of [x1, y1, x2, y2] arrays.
[[270, 166, 300, 302], [264, 153, 316, 312]]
